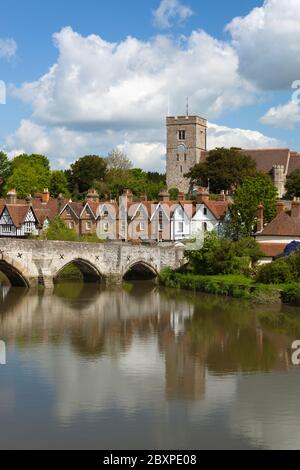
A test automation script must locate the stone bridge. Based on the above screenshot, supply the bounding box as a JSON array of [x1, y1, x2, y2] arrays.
[[0, 239, 185, 288]]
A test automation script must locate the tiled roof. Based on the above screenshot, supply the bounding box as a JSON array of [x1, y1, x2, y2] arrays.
[[259, 212, 300, 237], [259, 243, 287, 258], [204, 200, 230, 220], [240, 149, 290, 173]]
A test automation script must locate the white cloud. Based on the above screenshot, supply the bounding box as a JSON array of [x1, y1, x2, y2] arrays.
[[207, 123, 283, 150], [0, 38, 17, 59], [12, 26, 255, 131], [153, 0, 193, 29], [226, 0, 300, 90], [4, 119, 282, 173], [260, 101, 300, 130]]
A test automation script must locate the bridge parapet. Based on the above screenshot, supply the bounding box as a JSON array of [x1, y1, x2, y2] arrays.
[[0, 240, 185, 288]]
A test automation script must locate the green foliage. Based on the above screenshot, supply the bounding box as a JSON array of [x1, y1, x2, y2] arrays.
[[0, 151, 11, 195], [70, 155, 107, 195], [40, 216, 78, 242], [50, 171, 70, 198], [256, 259, 295, 284], [226, 172, 278, 239], [169, 188, 179, 200], [185, 232, 262, 275], [281, 284, 300, 304], [285, 168, 300, 199], [185, 147, 257, 193], [4, 153, 51, 198], [106, 148, 133, 171]]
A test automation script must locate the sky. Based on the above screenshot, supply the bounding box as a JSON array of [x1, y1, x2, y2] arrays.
[[1, 0, 300, 172]]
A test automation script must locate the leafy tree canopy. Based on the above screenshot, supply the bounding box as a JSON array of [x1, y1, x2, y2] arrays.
[[186, 147, 257, 193], [225, 172, 278, 239], [285, 168, 300, 199], [50, 170, 70, 198], [70, 155, 107, 195], [106, 148, 133, 171], [0, 151, 12, 195]]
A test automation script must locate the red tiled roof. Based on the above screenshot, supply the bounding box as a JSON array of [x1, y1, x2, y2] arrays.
[[259, 212, 300, 237], [240, 149, 290, 174], [259, 243, 287, 258], [204, 200, 230, 220]]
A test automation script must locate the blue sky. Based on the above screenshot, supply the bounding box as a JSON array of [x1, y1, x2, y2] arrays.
[[1, 0, 300, 171]]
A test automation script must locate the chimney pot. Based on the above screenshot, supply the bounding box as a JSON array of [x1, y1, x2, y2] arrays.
[[6, 189, 17, 205], [158, 189, 169, 202], [291, 198, 300, 218]]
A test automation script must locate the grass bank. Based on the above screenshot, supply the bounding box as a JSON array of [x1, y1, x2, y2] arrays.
[[159, 270, 287, 304]]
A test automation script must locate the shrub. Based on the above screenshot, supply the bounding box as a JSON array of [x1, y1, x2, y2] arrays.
[[40, 216, 78, 242], [281, 284, 300, 304], [256, 259, 295, 284]]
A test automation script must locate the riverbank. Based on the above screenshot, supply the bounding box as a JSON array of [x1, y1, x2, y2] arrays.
[[159, 270, 300, 305]]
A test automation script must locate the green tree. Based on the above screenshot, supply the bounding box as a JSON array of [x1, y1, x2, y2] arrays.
[[50, 171, 70, 198], [169, 188, 179, 200], [0, 151, 11, 195], [70, 155, 107, 195], [226, 173, 277, 239], [4, 154, 51, 198], [285, 168, 300, 199], [186, 147, 257, 193], [40, 216, 78, 241]]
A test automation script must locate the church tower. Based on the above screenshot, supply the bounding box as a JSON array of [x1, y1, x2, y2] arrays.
[[166, 115, 207, 194]]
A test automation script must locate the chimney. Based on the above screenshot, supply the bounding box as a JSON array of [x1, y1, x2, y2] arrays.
[[257, 204, 264, 232], [86, 188, 99, 203], [291, 197, 300, 219], [178, 192, 185, 202], [158, 189, 169, 202], [57, 193, 65, 213], [218, 190, 226, 202], [276, 201, 285, 216], [42, 188, 50, 204], [140, 192, 148, 202], [196, 187, 209, 203], [6, 189, 17, 205], [26, 194, 33, 206], [123, 189, 133, 204]]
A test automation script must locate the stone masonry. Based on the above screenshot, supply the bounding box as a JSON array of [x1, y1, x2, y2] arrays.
[[166, 115, 207, 194], [0, 239, 185, 288]]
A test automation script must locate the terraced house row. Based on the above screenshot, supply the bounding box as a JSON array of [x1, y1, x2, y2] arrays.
[[0, 187, 230, 242]]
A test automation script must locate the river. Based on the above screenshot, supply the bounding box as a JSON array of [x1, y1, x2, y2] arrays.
[[0, 281, 300, 450]]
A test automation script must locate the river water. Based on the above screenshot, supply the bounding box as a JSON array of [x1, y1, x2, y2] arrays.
[[0, 281, 300, 450]]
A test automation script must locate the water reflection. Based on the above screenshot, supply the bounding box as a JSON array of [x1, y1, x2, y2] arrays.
[[0, 283, 300, 449]]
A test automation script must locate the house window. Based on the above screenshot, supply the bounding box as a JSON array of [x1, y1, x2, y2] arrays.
[[69, 221, 74, 229], [203, 222, 208, 232], [86, 222, 92, 231], [178, 222, 184, 233], [2, 225, 12, 233], [24, 222, 33, 233], [159, 212, 163, 231], [103, 222, 109, 233], [139, 222, 145, 232], [178, 130, 186, 140], [103, 210, 109, 217], [204, 208, 207, 216]]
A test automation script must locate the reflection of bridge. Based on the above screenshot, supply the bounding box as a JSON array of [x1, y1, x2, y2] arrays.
[[0, 239, 185, 288]]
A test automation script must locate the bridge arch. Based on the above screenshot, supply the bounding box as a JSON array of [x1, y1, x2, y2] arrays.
[[123, 260, 158, 280], [54, 258, 103, 283], [0, 260, 30, 288]]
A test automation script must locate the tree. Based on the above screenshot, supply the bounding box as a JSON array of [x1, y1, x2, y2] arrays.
[[106, 149, 133, 171], [40, 216, 78, 241], [169, 188, 179, 200], [226, 172, 278, 239], [185, 232, 262, 275], [4, 154, 51, 198], [285, 168, 300, 199], [50, 171, 70, 198], [0, 151, 11, 195], [70, 155, 107, 195], [186, 147, 257, 193]]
